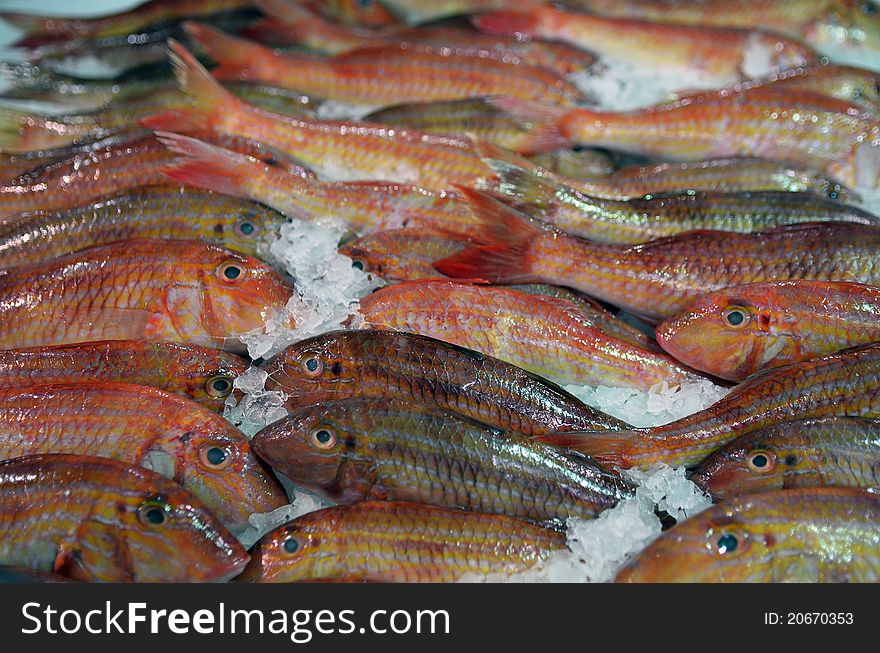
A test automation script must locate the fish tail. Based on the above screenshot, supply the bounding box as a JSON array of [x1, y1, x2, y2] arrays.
[[433, 187, 545, 283], [183, 21, 271, 82], [537, 431, 640, 470], [141, 40, 240, 134], [157, 131, 253, 200], [488, 97, 573, 147], [474, 140, 558, 208], [0, 107, 61, 151], [472, 10, 539, 38]]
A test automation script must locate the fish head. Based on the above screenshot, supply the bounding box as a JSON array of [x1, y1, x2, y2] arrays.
[[260, 332, 365, 404], [656, 290, 782, 381], [237, 517, 333, 582], [163, 345, 249, 410], [691, 436, 787, 500], [194, 249, 295, 354], [150, 416, 289, 536], [220, 205, 283, 259], [103, 476, 250, 582], [338, 239, 389, 277], [615, 504, 774, 582]]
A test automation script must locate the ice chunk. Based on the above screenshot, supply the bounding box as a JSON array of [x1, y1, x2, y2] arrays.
[[223, 367, 288, 438], [565, 379, 730, 428]]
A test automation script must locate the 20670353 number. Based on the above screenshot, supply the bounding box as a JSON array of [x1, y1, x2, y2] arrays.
[[765, 613, 854, 625]]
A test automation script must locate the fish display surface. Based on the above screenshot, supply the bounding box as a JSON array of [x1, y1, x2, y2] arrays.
[[1, 0, 880, 586]]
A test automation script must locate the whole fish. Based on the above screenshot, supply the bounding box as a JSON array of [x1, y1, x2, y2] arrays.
[[692, 417, 880, 499], [252, 0, 592, 75], [0, 238, 293, 353], [0, 188, 285, 268], [554, 344, 880, 469], [656, 280, 880, 381], [485, 166, 877, 244], [0, 0, 254, 44], [157, 132, 485, 238], [0, 340, 247, 412], [358, 280, 698, 389], [435, 192, 880, 322], [490, 89, 880, 188], [259, 329, 628, 437], [568, 0, 880, 52], [0, 454, 249, 582], [616, 487, 880, 582], [140, 42, 497, 191], [474, 7, 816, 87], [0, 132, 313, 219], [238, 500, 565, 582], [0, 382, 287, 534], [339, 229, 472, 280], [365, 99, 569, 155], [479, 141, 858, 202], [253, 398, 634, 522], [185, 22, 586, 107]]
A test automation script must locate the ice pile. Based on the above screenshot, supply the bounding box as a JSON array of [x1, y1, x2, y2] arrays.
[[222, 366, 288, 437], [566, 379, 730, 428], [463, 464, 712, 583]]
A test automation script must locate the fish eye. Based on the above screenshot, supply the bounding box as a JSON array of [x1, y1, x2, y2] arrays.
[[310, 427, 338, 450], [746, 449, 776, 473], [351, 258, 366, 271], [716, 533, 738, 555], [206, 375, 233, 398], [283, 537, 300, 554], [722, 306, 751, 328], [235, 220, 256, 237], [301, 354, 323, 376], [217, 261, 245, 282], [861, 3, 877, 17], [137, 499, 170, 527], [199, 445, 232, 470]]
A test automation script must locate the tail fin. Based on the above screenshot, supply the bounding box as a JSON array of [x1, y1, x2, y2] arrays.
[[140, 40, 241, 134], [473, 139, 559, 208], [183, 21, 272, 82], [537, 430, 641, 469], [0, 107, 68, 152], [157, 131, 254, 200], [472, 10, 539, 37], [432, 187, 548, 282], [487, 96, 572, 149]]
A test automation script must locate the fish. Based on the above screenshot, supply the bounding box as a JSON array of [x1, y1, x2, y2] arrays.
[[157, 132, 485, 238], [434, 191, 880, 322], [358, 279, 699, 389], [615, 487, 880, 582], [568, 0, 880, 52], [259, 329, 628, 437], [252, 398, 634, 522], [474, 7, 817, 87], [0, 382, 287, 534], [0, 453, 249, 582], [0, 188, 285, 269], [0, 340, 247, 412], [339, 229, 473, 280], [485, 165, 877, 244], [237, 500, 566, 582], [0, 238, 294, 353], [252, 0, 593, 75], [365, 98, 570, 155], [184, 22, 587, 107], [527, 149, 614, 178], [478, 140, 859, 202], [0, 0, 255, 45], [691, 417, 880, 498], [556, 343, 880, 469], [656, 280, 880, 381], [0, 132, 313, 219], [490, 89, 880, 189], [141, 41, 497, 191]]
